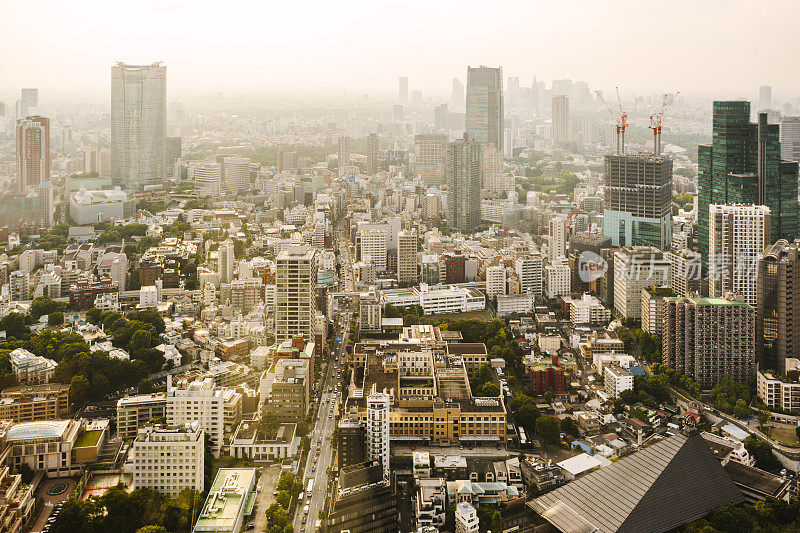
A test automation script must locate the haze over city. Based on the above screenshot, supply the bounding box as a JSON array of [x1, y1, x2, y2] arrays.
[[3, 2, 800, 533], [2, 0, 800, 97]]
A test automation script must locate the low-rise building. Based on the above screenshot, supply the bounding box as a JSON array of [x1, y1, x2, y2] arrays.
[[229, 420, 298, 460], [9, 349, 56, 385], [604, 365, 634, 398], [455, 501, 479, 533], [4, 419, 82, 476], [0, 383, 70, 422], [194, 468, 258, 533], [756, 360, 800, 412], [127, 422, 204, 497]]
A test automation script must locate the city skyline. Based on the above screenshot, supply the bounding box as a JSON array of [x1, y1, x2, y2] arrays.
[[2, 0, 800, 97]]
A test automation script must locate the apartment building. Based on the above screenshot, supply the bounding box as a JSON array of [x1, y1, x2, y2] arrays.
[[116, 393, 168, 440], [0, 383, 70, 422], [275, 245, 316, 344], [663, 296, 756, 387], [167, 376, 238, 457], [604, 365, 634, 398], [127, 422, 204, 497], [613, 247, 670, 320]]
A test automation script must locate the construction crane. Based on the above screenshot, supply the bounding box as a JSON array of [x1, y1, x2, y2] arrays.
[[596, 87, 628, 154], [649, 91, 680, 156]]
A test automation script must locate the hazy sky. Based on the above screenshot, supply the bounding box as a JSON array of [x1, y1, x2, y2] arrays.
[[2, 0, 799, 98]]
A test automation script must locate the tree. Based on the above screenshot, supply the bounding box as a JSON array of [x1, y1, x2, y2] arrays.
[[744, 436, 782, 473], [560, 417, 580, 439], [491, 510, 503, 533], [136, 527, 167, 533], [276, 472, 295, 493], [129, 330, 154, 354], [70, 375, 89, 407], [479, 382, 500, 397], [138, 378, 154, 394], [510, 394, 539, 429], [535, 415, 561, 445], [48, 312, 64, 327], [758, 409, 770, 429], [259, 411, 280, 439], [276, 490, 291, 509], [0, 313, 29, 340]]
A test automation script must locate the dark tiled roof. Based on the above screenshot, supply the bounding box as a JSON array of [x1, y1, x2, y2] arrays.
[[724, 460, 787, 497], [529, 431, 744, 533]]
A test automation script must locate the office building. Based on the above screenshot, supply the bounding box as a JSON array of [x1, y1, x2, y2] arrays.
[[116, 393, 168, 440], [167, 376, 236, 457], [275, 245, 316, 344], [397, 230, 418, 285], [613, 247, 670, 320], [367, 133, 379, 175], [569, 293, 612, 324], [16, 116, 50, 192], [194, 469, 257, 533], [231, 278, 263, 314], [17, 88, 38, 119], [414, 135, 448, 187], [698, 102, 799, 265], [552, 95, 570, 145], [367, 392, 390, 481], [663, 296, 756, 387], [325, 460, 398, 533], [758, 85, 772, 111], [4, 419, 82, 476], [111, 62, 167, 189], [69, 187, 134, 224], [265, 358, 309, 421], [781, 116, 800, 162], [359, 228, 388, 272], [516, 254, 543, 296], [338, 418, 367, 470], [545, 260, 571, 299], [549, 216, 567, 262], [0, 383, 70, 423], [127, 422, 204, 497], [38, 181, 53, 226], [399, 76, 408, 105], [219, 156, 250, 195], [446, 134, 482, 233], [484, 265, 506, 298], [757, 239, 800, 373], [641, 286, 675, 335], [193, 162, 222, 197], [603, 153, 673, 249], [338, 135, 350, 176], [466, 66, 503, 151], [708, 204, 770, 305], [219, 240, 235, 284]]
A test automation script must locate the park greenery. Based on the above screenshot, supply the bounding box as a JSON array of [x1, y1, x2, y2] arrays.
[[686, 498, 800, 532], [49, 487, 203, 533]]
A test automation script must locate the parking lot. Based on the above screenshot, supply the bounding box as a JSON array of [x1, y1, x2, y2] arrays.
[[30, 477, 75, 533]]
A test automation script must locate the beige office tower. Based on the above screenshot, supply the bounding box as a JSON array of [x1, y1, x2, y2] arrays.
[[218, 240, 235, 284], [552, 95, 570, 145], [397, 230, 418, 285], [466, 66, 503, 151], [219, 155, 250, 194], [414, 134, 447, 186], [275, 245, 317, 343], [338, 135, 350, 176], [111, 62, 166, 189], [16, 116, 50, 192]]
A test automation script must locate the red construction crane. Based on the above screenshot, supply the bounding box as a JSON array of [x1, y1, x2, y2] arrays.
[[649, 91, 680, 156], [596, 87, 628, 154]]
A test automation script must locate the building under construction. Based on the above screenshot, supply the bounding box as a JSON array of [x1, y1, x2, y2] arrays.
[[603, 153, 673, 250]]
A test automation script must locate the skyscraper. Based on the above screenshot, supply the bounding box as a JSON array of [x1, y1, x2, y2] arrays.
[[367, 133, 379, 175], [16, 88, 38, 119], [466, 66, 503, 151], [697, 102, 799, 265], [275, 245, 317, 343], [708, 204, 770, 305], [663, 295, 756, 387], [397, 230, 418, 285], [414, 134, 447, 187], [552, 95, 570, 145], [366, 392, 390, 481], [446, 134, 482, 233], [758, 85, 772, 111], [398, 77, 408, 105], [450, 78, 465, 109], [757, 239, 800, 373], [38, 181, 53, 227], [111, 62, 167, 190], [338, 135, 350, 176], [781, 116, 800, 162], [15, 116, 50, 192], [603, 153, 673, 249], [218, 240, 235, 284], [548, 216, 567, 263]]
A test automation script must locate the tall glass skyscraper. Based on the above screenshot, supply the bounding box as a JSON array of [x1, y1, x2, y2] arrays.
[[698, 101, 799, 266], [446, 134, 482, 233], [466, 66, 503, 152], [111, 62, 167, 190]]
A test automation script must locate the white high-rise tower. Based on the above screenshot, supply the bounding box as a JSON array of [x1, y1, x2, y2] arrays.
[[367, 392, 390, 481]]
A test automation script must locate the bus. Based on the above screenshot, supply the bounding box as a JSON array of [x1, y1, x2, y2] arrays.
[[519, 426, 527, 446], [306, 478, 314, 494]]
